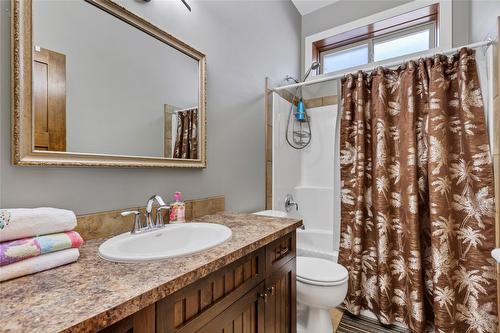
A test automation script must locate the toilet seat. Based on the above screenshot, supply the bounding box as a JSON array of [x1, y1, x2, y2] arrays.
[[297, 256, 348, 286]]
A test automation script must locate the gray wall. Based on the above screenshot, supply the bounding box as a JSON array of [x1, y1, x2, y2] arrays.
[[301, 0, 412, 41], [470, 0, 500, 42], [0, 0, 301, 214]]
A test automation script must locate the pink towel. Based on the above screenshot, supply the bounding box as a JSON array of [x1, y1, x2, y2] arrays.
[[0, 248, 80, 282], [0, 231, 84, 266]]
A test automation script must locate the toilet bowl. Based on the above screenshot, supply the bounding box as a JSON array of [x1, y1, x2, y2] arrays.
[[296, 256, 348, 333]]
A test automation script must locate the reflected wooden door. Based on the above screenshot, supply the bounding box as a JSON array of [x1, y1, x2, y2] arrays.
[[33, 47, 66, 151]]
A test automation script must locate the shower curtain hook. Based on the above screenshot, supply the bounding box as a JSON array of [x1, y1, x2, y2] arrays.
[[482, 36, 495, 56]]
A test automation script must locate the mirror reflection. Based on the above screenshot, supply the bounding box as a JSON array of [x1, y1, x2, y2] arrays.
[[32, 0, 200, 159]]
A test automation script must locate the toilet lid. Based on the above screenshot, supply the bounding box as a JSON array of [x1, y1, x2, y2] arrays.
[[297, 256, 348, 285]]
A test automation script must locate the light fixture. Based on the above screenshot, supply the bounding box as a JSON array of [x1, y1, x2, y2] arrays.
[[181, 0, 191, 11]]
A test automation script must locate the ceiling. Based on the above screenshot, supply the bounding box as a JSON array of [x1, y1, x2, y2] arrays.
[[291, 0, 340, 15]]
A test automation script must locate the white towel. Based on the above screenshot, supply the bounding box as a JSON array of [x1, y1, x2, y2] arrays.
[[0, 248, 80, 282], [0, 208, 77, 242]]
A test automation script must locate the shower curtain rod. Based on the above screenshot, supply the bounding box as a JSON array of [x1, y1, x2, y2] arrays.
[[272, 39, 494, 92]]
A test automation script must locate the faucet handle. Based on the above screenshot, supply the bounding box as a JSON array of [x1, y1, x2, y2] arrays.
[[284, 194, 298, 212], [155, 205, 170, 228], [121, 211, 142, 234]]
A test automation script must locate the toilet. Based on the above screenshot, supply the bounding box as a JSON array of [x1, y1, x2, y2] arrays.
[[296, 256, 348, 333]]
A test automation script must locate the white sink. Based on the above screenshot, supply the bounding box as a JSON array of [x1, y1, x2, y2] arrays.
[[98, 223, 232, 263]]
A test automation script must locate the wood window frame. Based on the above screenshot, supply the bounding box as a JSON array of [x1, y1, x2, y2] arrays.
[[312, 3, 439, 73]]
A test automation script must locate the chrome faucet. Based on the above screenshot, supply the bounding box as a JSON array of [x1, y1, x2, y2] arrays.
[[121, 194, 170, 234], [145, 194, 169, 229], [284, 194, 298, 212]]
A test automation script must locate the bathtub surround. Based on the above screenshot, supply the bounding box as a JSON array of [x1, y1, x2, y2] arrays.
[[271, 84, 340, 250], [264, 82, 337, 210], [339, 48, 497, 332]]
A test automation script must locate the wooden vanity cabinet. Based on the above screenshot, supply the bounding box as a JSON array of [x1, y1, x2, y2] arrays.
[[101, 231, 296, 333]]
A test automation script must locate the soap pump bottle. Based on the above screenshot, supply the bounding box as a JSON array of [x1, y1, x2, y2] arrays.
[[170, 192, 186, 223]]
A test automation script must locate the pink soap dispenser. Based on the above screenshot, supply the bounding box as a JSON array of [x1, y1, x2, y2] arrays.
[[170, 192, 186, 223]]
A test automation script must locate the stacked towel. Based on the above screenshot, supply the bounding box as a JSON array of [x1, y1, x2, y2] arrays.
[[0, 208, 77, 241], [0, 208, 83, 282], [0, 248, 80, 282]]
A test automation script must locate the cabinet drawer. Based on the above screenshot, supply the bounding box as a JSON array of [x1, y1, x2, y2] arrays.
[[266, 231, 295, 273], [157, 248, 265, 333]]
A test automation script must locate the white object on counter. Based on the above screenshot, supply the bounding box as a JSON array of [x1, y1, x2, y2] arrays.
[[0, 208, 77, 242], [253, 210, 288, 218], [0, 248, 80, 282], [491, 248, 500, 263]]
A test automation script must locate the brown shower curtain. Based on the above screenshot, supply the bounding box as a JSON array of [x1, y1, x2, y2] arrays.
[[339, 48, 497, 333], [173, 108, 198, 159]]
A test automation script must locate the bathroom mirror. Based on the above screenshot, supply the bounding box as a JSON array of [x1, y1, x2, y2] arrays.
[[11, 0, 206, 167]]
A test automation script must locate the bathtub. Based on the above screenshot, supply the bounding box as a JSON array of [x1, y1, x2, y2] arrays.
[[253, 210, 339, 262], [296, 228, 338, 262]]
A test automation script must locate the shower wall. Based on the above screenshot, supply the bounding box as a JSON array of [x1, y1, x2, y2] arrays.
[[272, 82, 340, 249], [272, 93, 300, 214]]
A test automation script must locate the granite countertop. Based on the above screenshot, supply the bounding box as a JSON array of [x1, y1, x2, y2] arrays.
[[0, 213, 302, 333]]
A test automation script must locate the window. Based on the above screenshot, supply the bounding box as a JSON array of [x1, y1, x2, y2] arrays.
[[313, 4, 439, 74], [322, 43, 369, 73], [373, 25, 434, 62]]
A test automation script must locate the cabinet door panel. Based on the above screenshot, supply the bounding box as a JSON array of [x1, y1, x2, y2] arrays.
[[266, 233, 296, 273], [265, 259, 296, 333], [196, 282, 265, 333]]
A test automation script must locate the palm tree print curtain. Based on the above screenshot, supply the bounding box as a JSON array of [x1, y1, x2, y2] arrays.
[[173, 108, 198, 159], [339, 48, 497, 333]]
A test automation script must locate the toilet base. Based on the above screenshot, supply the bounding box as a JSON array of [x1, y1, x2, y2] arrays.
[[297, 303, 333, 333]]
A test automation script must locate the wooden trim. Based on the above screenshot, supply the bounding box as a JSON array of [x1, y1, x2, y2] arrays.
[[265, 78, 272, 209], [75, 195, 225, 240], [312, 3, 439, 63], [11, 0, 207, 168], [493, 17, 499, 331], [304, 95, 338, 108]]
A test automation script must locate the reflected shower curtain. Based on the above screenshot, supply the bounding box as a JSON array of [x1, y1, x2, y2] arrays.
[[173, 108, 198, 159], [339, 48, 497, 333]]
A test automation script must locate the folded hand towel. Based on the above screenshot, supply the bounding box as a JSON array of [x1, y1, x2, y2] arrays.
[[0, 231, 83, 266], [0, 208, 77, 242], [0, 248, 80, 282]]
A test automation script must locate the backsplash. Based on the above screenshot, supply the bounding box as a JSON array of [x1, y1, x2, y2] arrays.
[[75, 196, 225, 240]]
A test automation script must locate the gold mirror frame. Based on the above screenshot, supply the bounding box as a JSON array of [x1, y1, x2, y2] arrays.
[[11, 0, 207, 168]]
